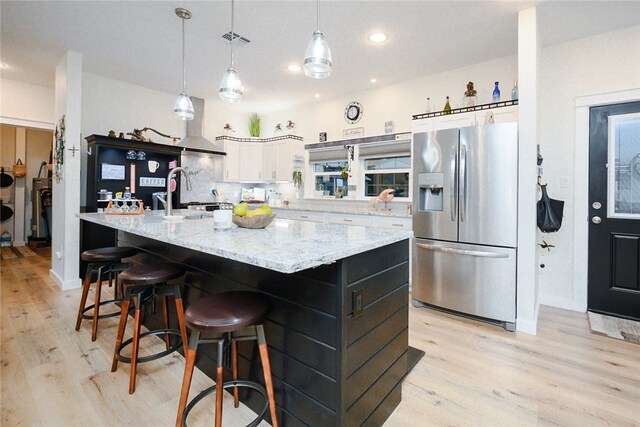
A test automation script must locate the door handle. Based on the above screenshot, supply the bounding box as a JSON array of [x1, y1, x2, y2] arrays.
[[450, 145, 457, 222], [459, 144, 467, 223], [592, 216, 601, 224], [416, 243, 509, 258]]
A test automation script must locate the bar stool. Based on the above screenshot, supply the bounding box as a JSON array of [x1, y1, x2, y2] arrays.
[[111, 263, 189, 394], [175, 291, 278, 427], [75, 246, 138, 341]]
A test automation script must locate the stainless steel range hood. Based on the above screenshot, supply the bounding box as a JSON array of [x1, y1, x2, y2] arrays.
[[175, 97, 226, 156]]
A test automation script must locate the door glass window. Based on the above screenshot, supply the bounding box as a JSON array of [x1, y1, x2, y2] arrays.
[[609, 113, 640, 218]]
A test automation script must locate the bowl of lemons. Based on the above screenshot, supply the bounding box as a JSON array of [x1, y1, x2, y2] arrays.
[[232, 202, 276, 229]]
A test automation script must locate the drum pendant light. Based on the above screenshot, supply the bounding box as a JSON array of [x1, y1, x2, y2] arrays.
[[303, 0, 332, 79], [174, 8, 194, 120], [219, 0, 243, 103]]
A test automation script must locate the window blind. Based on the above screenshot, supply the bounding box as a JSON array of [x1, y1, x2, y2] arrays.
[[358, 140, 411, 159], [308, 147, 348, 163]]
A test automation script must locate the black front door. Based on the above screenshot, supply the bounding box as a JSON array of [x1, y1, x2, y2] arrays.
[[588, 102, 640, 320]]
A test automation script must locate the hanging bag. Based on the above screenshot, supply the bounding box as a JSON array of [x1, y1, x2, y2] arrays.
[[13, 159, 26, 177], [537, 184, 564, 233]]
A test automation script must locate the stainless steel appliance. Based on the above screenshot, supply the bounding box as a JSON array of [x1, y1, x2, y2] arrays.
[[181, 201, 234, 211], [412, 123, 518, 331]]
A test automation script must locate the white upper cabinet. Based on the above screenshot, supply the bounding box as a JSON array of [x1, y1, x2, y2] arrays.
[[221, 136, 303, 182]]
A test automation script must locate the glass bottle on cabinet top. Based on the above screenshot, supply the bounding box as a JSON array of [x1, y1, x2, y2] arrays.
[[492, 81, 501, 102], [511, 80, 518, 100], [425, 97, 431, 113], [443, 96, 452, 114]]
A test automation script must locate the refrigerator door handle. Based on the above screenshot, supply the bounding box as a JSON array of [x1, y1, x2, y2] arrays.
[[450, 145, 457, 222], [416, 243, 509, 259], [459, 144, 467, 222]]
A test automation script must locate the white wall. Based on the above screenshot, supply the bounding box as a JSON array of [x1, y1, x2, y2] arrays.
[[0, 78, 55, 128], [262, 56, 518, 145], [537, 24, 640, 310]]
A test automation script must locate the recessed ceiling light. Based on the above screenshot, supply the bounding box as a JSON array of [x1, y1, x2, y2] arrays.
[[314, 93, 321, 98], [287, 64, 302, 72], [0, 63, 8, 69], [370, 78, 377, 83], [368, 32, 388, 44]]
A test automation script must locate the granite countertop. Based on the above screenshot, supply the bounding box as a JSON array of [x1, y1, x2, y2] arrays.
[[78, 210, 412, 274], [271, 205, 411, 218]]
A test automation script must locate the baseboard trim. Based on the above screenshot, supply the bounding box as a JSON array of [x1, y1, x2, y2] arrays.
[[49, 269, 81, 291], [538, 293, 586, 312], [516, 318, 537, 335]]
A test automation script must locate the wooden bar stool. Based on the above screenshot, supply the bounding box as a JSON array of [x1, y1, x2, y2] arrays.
[[111, 263, 189, 394], [75, 246, 138, 341], [176, 291, 278, 427]]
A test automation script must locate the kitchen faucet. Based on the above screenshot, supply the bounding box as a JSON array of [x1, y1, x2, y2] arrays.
[[165, 167, 192, 217]]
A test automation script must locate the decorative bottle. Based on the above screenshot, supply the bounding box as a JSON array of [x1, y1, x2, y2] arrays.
[[492, 81, 501, 102], [123, 187, 131, 199], [511, 80, 518, 100], [444, 96, 452, 114], [425, 97, 431, 113]]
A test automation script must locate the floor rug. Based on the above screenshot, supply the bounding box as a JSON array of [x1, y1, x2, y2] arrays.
[[0, 246, 36, 260], [406, 346, 425, 377], [588, 311, 640, 345]]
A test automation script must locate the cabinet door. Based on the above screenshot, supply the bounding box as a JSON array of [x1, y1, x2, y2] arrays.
[[432, 112, 476, 130], [275, 141, 291, 181], [262, 142, 277, 181], [375, 216, 412, 230], [224, 140, 240, 182], [329, 213, 372, 226], [475, 106, 518, 124], [412, 118, 434, 134], [239, 143, 263, 181]]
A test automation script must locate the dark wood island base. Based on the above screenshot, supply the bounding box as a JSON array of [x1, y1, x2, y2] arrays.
[[119, 231, 409, 427]]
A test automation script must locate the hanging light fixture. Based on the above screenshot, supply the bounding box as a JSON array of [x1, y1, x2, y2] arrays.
[[174, 8, 194, 120], [219, 0, 243, 103], [303, 0, 332, 79]]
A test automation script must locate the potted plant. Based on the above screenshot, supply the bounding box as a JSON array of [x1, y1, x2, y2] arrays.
[[249, 113, 260, 138]]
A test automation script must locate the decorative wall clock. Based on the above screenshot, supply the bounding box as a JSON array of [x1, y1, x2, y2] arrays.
[[344, 101, 363, 124]]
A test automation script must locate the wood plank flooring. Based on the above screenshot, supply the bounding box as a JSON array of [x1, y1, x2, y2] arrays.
[[2, 247, 639, 426]]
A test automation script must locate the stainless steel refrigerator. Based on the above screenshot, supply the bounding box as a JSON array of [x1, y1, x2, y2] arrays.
[[412, 123, 518, 331]]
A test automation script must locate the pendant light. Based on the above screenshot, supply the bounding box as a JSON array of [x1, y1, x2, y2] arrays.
[[303, 0, 332, 79], [174, 8, 194, 120], [219, 0, 243, 103]]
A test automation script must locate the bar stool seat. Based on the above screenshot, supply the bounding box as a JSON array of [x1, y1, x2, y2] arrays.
[[75, 246, 138, 341], [176, 291, 278, 427], [111, 263, 188, 394]]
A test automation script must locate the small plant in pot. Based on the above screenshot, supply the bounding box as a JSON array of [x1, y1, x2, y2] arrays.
[[249, 113, 261, 137]]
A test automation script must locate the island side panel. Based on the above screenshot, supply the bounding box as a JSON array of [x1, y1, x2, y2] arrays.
[[342, 240, 409, 426]]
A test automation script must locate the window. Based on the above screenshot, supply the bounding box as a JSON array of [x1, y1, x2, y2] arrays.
[[313, 161, 348, 196], [364, 156, 410, 198]]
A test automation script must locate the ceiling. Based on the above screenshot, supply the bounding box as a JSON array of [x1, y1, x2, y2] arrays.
[[2, 1, 640, 113]]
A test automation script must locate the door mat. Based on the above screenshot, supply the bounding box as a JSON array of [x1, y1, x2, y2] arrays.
[[405, 346, 425, 378], [588, 311, 640, 345], [0, 246, 36, 260]]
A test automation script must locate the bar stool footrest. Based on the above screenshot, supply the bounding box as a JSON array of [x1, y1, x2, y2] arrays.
[[182, 380, 269, 427], [116, 329, 184, 364], [80, 298, 125, 320]]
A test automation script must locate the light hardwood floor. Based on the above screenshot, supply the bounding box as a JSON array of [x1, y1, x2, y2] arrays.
[[2, 248, 639, 426]]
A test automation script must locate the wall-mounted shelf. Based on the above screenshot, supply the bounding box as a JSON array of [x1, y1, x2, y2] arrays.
[[412, 100, 518, 120], [215, 134, 303, 143]]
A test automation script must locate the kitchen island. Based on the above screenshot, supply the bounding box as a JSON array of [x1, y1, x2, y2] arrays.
[[78, 211, 412, 427]]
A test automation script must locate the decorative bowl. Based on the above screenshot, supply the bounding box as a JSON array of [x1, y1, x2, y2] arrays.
[[232, 214, 276, 229]]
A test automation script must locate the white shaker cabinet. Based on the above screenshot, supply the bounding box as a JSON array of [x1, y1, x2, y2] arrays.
[[223, 140, 263, 182], [413, 105, 518, 133]]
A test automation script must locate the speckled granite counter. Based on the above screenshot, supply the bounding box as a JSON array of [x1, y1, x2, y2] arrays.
[[77, 210, 412, 273], [78, 209, 410, 426]]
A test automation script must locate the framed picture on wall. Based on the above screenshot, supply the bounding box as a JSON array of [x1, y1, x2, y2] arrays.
[[101, 163, 125, 180]]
